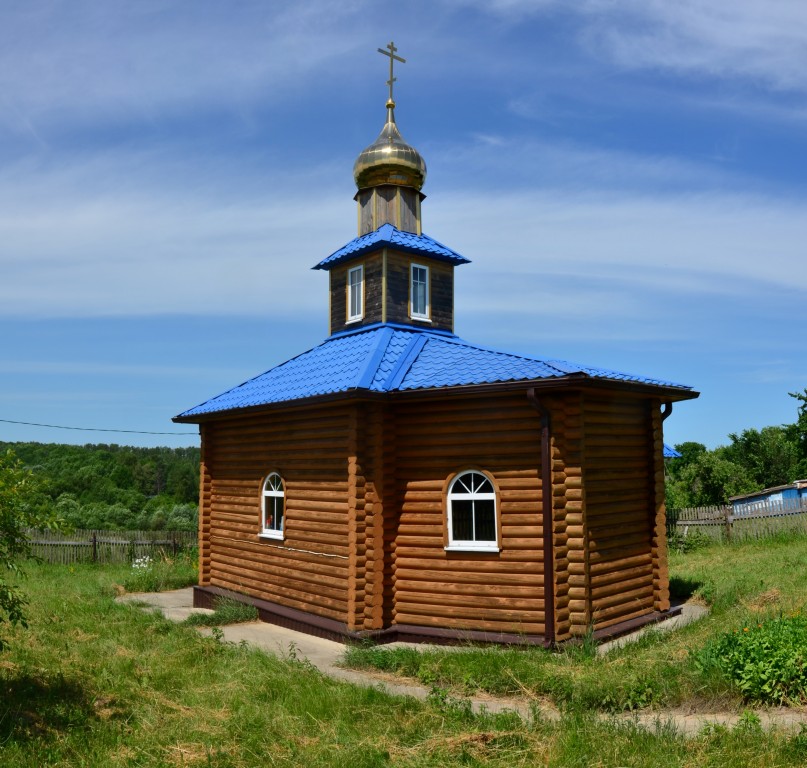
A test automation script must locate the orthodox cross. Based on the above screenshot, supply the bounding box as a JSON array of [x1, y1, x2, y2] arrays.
[[377, 41, 405, 102]]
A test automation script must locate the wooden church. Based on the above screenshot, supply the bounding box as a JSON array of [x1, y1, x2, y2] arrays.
[[175, 46, 698, 646]]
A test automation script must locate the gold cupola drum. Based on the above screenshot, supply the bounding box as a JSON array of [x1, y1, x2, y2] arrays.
[[354, 42, 427, 236]]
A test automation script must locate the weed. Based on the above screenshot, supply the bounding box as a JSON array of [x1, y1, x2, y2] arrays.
[[695, 613, 807, 704]]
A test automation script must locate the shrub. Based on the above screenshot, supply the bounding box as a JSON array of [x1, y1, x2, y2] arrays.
[[668, 528, 712, 554], [695, 612, 807, 704], [0, 449, 63, 648]]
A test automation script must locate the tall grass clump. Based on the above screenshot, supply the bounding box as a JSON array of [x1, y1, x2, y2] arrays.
[[184, 596, 258, 627], [122, 551, 197, 592]]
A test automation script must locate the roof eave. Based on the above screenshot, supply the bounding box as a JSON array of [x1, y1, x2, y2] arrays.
[[172, 374, 698, 423], [172, 388, 388, 424], [389, 376, 699, 402], [313, 245, 468, 271]]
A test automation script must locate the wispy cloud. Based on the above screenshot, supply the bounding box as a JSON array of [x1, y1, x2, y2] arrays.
[[584, 0, 807, 92], [0, 1, 365, 132], [1, 128, 804, 324], [0, 146, 350, 317], [439, 187, 807, 289], [429, 134, 745, 192], [449, 0, 807, 93]]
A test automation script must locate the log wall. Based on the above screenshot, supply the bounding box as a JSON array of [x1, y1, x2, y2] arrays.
[[550, 393, 586, 640], [196, 387, 670, 643], [650, 402, 670, 612], [198, 424, 212, 584], [328, 249, 455, 335], [582, 395, 657, 630], [358, 402, 397, 631], [328, 255, 384, 334], [202, 406, 353, 624], [385, 251, 454, 332], [391, 393, 545, 635]]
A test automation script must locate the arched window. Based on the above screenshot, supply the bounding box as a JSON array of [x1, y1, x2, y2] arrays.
[[261, 472, 285, 539], [446, 470, 499, 551]]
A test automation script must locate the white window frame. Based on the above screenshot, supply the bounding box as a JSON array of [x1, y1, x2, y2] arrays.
[[445, 470, 500, 552], [410, 263, 430, 321], [347, 264, 364, 323], [260, 472, 285, 540]]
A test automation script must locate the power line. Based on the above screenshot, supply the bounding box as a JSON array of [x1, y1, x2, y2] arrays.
[[0, 418, 197, 436]]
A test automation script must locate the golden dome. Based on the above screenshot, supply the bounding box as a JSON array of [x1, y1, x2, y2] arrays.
[[353, 99, 427, 191]]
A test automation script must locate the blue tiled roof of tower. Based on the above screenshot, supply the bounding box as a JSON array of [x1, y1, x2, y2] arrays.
[[313, 223, 471, 270], [176, 324, 692, 419]]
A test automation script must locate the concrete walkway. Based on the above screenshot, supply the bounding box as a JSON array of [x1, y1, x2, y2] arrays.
[[116, 589, 807, 736]]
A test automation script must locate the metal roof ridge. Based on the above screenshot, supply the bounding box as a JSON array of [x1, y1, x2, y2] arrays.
[[546, 357, 693, 390], [543, 358, 586, 374], [409, 230, 457, 252], [382, 334, 430, 391], [328, 322, 457, 340], [313, 223, 396, 271], [438, 333, 568, 366], [356, 326, 396, 390], [435, 337, 686, 385]]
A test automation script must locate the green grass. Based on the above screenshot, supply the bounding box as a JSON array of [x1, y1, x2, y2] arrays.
[[1, 541, 807, 766], [343, 531, 807, 714]]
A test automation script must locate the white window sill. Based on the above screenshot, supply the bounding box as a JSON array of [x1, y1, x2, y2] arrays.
[[259, 531, 284, 541], [444, 544, 500, 554], [346, 317, 364, 324], [411, 315, 432, 323]]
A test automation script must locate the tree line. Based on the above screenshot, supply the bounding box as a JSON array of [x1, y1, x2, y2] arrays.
[[0, 441, 200, 531], [666, 390, 807, 509], [4, 388, 806, 526]]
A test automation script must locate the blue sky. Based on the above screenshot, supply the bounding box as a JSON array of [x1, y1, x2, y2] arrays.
[[2, 1, 806, 450]]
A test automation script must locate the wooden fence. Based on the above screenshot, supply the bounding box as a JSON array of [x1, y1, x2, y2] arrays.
[[25, 528, 197, 565], [668, 498, 807, 543]]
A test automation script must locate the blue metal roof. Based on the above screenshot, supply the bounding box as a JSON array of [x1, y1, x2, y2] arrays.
[[663, 443, 682, 458], [313, 223, 471, 270], [176, 324, 693, 419]]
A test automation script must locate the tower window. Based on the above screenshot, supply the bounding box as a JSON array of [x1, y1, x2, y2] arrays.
[[410, 263, 430, 320], [347, 265, 364, 322]]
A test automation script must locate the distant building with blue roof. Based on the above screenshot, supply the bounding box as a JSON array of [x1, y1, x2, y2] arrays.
[[176, 45, 698, 648], [663, 444, 683, 459], [731, 480, 807, 517]]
